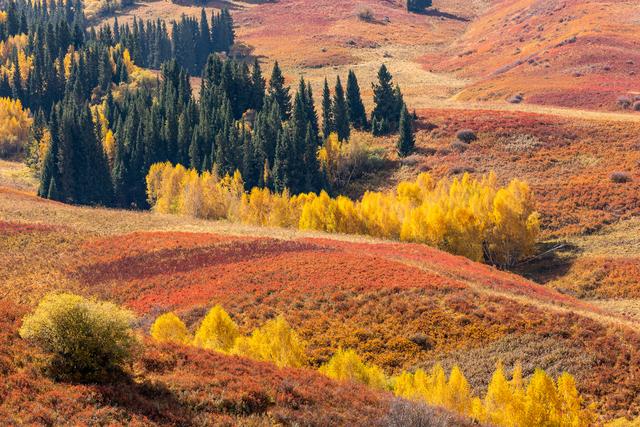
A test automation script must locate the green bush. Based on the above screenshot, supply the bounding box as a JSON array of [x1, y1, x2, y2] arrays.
[[19, 293, 138, 382]]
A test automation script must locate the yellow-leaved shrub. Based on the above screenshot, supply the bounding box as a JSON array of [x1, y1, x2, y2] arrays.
[[19, 293, 137, 382], [232, 316, 307, 368], [149, 312, 191, 344], [319, 348, 388, 390], [193, 305, 239, 352]]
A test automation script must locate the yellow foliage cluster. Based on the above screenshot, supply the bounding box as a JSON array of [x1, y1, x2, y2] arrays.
[[0, 35, 33, 84], [150, 312, 191, 344], [150, 306, 307, 368], [0, 11, 7, 23], [147, 162, 245, 219], [232, 316, 308, 368], [394, 362, 594, 426], [0, 97, 33, 158], [147, 163, 539, 265], [19, 293, 137, 381], [323, 349, 593, 427], [606, 417, 640, 427], [319, 348, 387, 389], [149, 304, 593, 426], [192, 305, 239, 352], [91, 103, 116, 166], [318, 132, 383, 189], [471, 363, 595, 426]]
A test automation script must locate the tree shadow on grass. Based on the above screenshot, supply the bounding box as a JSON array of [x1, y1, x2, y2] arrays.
[[96, 377, 193, 424], [415, 8, 470, 22], [510, 241, 582, 286]]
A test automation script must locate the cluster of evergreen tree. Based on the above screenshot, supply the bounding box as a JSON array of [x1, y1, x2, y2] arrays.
[[407, 0, 432, 13], [0, 0, 87, 112], [3, 0, 415, 207], [321, 70, 368, 142], [95, 9, 234, 74]]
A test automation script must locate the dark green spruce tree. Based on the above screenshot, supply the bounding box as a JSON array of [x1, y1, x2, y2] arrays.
[[397, 104, 415, 157], [268, 61, 291, 120], [321, 78, 333, 139], [346, 69, 367, 130], [332, 76, 350, 141]]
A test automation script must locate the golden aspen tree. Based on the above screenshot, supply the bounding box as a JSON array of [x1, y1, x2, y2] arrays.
[[556, 372, 594, 426], [446, 365, 473, 415], [145, 164, 540, 266], [232, 316, 307, 368], [482, 363, 515, 426], [0, 97, 32, 158], [319, 348, 387, 390], [150, 312, 191, 344], [193, 305, 240, 352], [523, 368, 560, 426]]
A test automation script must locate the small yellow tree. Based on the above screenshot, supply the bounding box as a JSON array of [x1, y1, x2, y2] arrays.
[[150, 312, 191, 344], [232, 316, 307, 368], [319, 348, 387, 390], [193, 305, 239, 352]]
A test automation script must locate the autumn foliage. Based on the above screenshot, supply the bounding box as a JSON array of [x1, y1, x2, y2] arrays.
[[0, 97, 32, 158], [148, 305, 594, 426], [146, 162, 540, 266], [19, 293, 137, 382]]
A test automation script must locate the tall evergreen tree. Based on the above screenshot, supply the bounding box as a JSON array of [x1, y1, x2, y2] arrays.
[[268, 61, 291, 120], [332, 76, 349, 141], [397, 104, 415, 157], [371, 64, 399, 135], [346, 69, 367, 130], [321, 78, 333, 139]]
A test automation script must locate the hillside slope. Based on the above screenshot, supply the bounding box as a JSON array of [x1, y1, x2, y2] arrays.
[[1, 179, 639, 420], [424, 0, 640, 110]]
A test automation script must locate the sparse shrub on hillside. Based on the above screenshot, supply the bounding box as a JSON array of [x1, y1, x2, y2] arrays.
[[357, 6, 375, 22], [320, 348, 388, 390], [508, 94, 524, 104], [150, 312, 191, 344], [193, 305, 240, 352], [633, 101, 640, 112], [233, 316, 308, 368], [610, 172, 632, 183], [384, 398, 472, 427], [617, 96, 632, 109], [19, 293, 137, 382], [451, 140, 470, 153], [456, 129, 477, 144]]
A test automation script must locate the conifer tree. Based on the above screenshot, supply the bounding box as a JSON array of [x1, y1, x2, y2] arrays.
[[268, 61, 291, 120], [332, 76, 350, 141], [371, 64, 400, 135], [322, 78, 333, 139], [397, 103, 414, 157], [250, 58, 265, 111], [346, 69, 367, 130]]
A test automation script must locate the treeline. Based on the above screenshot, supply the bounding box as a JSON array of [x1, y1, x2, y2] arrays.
[[36, 51, 409, 208], [150, 305, 595, 427], [147, 164, 539, 266], [3, 0, 416, 210], [0, 0, 235, 114], [95, 9, 234, 74]]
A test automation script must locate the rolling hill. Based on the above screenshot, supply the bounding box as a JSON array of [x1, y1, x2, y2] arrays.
[[1, 165, 639, 422]]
